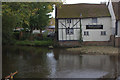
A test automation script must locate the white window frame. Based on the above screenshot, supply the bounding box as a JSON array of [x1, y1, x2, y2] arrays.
[[101, 31, 106, 36], [67, 19, 71, 23], [66, 28, 74, 35], [92, 18, 97, 23], [84, 31, 89, 36]]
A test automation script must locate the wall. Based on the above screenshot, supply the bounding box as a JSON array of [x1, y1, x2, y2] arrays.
[[117, 20, 120, 37], [58, 17, 112, 42], [58, 35, 115, 47], [115, 20, 120, 47], [58, 19, 80, 41], [82, 17, 112, 41], [108, 0, 116, 35]]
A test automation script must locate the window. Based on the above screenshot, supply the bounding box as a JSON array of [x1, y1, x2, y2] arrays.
[[92, 18, 97, 23], [86, 25, 103, 29], [84, 31, 89, 36], [67, 19, 71, 23], [66, 28, 73, 35], [101, 31, 106, 35]]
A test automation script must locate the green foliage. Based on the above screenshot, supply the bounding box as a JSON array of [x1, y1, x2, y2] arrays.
[[29, 3, 54, 31], [20, 32, 31, 40], [15, 40, 34, 46], [2, 2, 57, 45], [13, 32, 20, 40], [2, 13, 17, 45], [34, 40, 53, 46], [15, 40, 53, 46]]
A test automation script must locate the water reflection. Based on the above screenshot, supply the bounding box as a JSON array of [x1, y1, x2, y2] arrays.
[[47, 52, 57, 78], [2, 46, 120, 78]]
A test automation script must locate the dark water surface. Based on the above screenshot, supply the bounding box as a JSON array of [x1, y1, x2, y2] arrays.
[[2, 46, 120, 78]]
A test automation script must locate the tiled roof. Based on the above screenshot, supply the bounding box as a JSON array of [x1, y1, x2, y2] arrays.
[[112, 2, 120, 20], [56, 3, 111, 18]]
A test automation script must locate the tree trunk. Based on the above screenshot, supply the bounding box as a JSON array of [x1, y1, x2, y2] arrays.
[[40, 28, 43, 39]]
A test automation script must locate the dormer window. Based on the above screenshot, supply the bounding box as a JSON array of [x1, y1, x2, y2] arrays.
[[67, 19, 71, 23], [92, 18, 97, 23]]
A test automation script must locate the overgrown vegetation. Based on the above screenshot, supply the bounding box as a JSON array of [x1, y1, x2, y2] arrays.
[[2, 2, 62, 45]]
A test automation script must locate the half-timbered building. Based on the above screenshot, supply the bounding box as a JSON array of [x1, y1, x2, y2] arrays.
[[55, 3, 114, 46]]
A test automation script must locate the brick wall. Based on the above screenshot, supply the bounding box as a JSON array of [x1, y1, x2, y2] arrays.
[[115, 37, 120, 47], [58, 41, 81, 47], [58, 35, 115, 47]]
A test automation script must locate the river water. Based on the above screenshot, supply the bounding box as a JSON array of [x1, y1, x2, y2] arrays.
[[2, 46, 120, 78]]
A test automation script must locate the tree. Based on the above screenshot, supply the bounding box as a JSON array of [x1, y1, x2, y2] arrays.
[[29, 3, 54, 33], [2, 13, 18, 44], [2, 2, 62, 44]]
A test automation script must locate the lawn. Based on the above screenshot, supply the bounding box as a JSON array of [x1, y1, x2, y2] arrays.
[[15, 40, 53, 46]]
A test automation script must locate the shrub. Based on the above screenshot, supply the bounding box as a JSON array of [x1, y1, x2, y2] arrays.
[[13, 32, 20, 40]]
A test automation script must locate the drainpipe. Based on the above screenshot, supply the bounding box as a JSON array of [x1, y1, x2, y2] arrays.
[[55, 6, 58, 41], [114, 20, 118, 47]]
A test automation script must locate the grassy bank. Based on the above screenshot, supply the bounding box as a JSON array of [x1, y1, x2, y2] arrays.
[[67, 46, 120, 55], [15, 40, 53, 46]]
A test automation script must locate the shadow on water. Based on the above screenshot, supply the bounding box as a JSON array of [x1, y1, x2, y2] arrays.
[[2, 46, 120, 78]]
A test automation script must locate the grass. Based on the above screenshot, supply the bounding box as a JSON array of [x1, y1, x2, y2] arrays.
[[15, 40, 53, 46]]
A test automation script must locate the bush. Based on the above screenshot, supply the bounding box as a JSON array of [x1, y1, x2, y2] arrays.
[[15, 40, 53, 46], [34, 40, 53, 46], [13, 32, 20, 40], [20, 32, 31, 40], [15, 40, 34, 46]]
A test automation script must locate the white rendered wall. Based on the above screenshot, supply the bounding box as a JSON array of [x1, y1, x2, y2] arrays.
[[108, 0, 116, 35], [117, 21, 120, 37], [58, 17, 112, 41], [58, 19, 80, 41], [82, 17, 112, 41]]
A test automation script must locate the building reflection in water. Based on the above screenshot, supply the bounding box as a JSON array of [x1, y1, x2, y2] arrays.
[[2, 46, 120, 78], [52, 49, 118, 78]]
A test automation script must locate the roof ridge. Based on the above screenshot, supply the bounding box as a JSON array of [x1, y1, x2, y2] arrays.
[[63, 3, 106, 6]]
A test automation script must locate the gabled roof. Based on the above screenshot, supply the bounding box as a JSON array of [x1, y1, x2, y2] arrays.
[[112, 2, 120, 20], [56, 3, 111, 18]]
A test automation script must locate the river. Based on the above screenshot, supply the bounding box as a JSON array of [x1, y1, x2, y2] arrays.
[[2, 46, 120, 78]]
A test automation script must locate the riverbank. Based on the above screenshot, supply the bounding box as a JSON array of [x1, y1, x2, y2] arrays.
[[67, 46, 120, 55], [15, 40, 53, 46]]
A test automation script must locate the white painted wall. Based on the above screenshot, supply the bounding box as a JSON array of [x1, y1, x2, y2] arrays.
[[108, 0, 120, 38], [108, 0, 116, 35], [58, 17, 112, 41], [58, 19, 80, 41], [32, 29, 40, 34], [82, 17, 112, 41], [117, 21, 120, 37]]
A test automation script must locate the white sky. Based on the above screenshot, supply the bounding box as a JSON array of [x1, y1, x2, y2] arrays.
[[50, 0, 109, 18], [64, 0, 108, 4]]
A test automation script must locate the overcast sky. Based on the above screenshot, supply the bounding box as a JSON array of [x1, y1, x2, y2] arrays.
[[50, 0, 109, 18], [64, 0, 108, 4]]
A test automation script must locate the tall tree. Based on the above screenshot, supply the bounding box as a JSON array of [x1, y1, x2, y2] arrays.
[[2, 2, 62, 44]]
